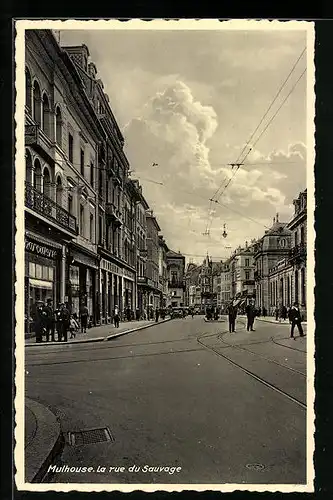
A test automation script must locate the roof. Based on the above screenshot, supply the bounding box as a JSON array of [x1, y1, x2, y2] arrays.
[[167, 249, 185, 259], [265, 221, 291, 236]]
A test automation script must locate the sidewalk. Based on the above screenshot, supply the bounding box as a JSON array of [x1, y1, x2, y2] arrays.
[[256, 316, 307, 326], [25, 398, 64, 483], [25, 317, 172, 347]]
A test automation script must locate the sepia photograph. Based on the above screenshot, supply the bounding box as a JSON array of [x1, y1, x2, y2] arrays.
[[15, 19, 315, 493]]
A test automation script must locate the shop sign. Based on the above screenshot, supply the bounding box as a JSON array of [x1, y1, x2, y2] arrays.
[[101, 259, 122, 276], [25, 240, 57, 259], [123, 268, 135, 281]]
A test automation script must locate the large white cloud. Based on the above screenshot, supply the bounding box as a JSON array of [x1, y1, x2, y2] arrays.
[[123, 81, 306, 261]]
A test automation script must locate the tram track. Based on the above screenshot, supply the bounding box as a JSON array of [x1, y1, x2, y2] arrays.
[[196, 323, 306, 410]]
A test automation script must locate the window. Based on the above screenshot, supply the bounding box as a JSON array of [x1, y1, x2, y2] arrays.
[[99, 168, 103, 196], [55, 107, 62, 146], [80, 148, 85, 176], [99, 215, 103, 245], [90, 162, 94, 187], [90, 213, 94, 241], [80, 204, 84, 236], [68, 195, 73, 215], [300, 226, 305, 245], [25, 67, 32, 113], [33, 80, 41, 126], [68, 132, 74, 163], [294, 231, 298, 247], [42, 93, 50, 136], [245, 271, 250, 280], [29, 262, 36, 277], [245, 258, 250, 267]]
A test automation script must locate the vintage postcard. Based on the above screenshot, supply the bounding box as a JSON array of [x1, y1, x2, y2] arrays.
[[14, 19, 315, 493]]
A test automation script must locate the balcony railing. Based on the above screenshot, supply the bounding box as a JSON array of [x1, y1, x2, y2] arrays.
[[25, 183, 77, 234], [289, 243, 306, 264]]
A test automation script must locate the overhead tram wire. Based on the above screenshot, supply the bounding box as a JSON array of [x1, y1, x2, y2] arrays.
[[210, 46, 306, 204], [203, 46, 306, 235], [206, 66, 307, 235]]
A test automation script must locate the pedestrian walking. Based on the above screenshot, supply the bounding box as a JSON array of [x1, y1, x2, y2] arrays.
[[32, 301, 45, 343], [227, 303, 237, 333], [245, 303, 256, 331], [155, 307, 160, 322], [289, 302, 305, 339], [59, 303, 70, 342], [281, 305, 288, 321], [114, 305, 120, 328], [274, 306, 279, 322], [80, 303, 89, 333], [43, 298, 55, 342], [69, 315, 79, 338], [262, 306, 267, 317]]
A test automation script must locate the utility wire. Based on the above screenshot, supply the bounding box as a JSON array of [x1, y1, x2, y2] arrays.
[[203, 46, 306, 235]]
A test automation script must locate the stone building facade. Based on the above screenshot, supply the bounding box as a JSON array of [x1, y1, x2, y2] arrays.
[[166, 250, 186, 308]]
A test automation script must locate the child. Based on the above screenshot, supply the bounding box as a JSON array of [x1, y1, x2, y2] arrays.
[[69, 315, 79, 338]]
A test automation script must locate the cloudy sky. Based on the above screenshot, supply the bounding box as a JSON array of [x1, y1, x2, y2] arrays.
[[60, 24, 309, 264]]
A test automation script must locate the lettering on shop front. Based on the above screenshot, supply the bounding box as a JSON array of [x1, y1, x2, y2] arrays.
[[25, 240, 57, 259], [101, 259, 135, 281]]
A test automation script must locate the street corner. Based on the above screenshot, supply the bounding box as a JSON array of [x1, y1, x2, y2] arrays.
[[25, 398, 64, 483]]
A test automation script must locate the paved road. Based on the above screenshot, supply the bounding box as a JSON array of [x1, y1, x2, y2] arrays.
[[25, 316, 307, 485]]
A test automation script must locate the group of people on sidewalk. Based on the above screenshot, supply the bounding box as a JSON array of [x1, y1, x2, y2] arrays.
[[31, 300, 90, 343], [226, 301, 305, 339]]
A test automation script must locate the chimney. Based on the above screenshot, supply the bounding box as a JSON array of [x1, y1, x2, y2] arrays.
[[273, 217, 276, 224], [276, 212, 279, 223]]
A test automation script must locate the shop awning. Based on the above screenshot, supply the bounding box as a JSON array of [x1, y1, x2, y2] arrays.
[[29, 278, 53, 289]]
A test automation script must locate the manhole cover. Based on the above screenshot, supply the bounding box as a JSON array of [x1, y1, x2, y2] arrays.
[[246, 463, 265, 471], [68, 427, 115, 446]]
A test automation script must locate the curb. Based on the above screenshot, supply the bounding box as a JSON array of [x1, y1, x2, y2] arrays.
[[25, 398, 64, 483], [203, 318, 225, 323], [104, 317, 173, 341], [256, 318, 308, 326], [25, 318, 173, 347]]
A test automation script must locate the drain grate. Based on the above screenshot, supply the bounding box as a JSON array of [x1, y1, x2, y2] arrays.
[[68, 427, 115, 446], [246, 463, 265, 471]]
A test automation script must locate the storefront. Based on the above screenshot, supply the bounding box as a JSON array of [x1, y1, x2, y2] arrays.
[[24, 235, 62, 335], [100, 259, 136, 322], [67, 245, 99, 323]]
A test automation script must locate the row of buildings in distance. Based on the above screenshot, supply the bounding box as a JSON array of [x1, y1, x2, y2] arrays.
[[24, 29, 186, 335], [184, 189, 307, 319]]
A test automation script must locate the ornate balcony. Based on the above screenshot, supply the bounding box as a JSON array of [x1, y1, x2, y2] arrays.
[[243, 279, 255, 286], [25, 183, 77, 234], [25, 124, 54, 163], [105, 202, 122, 226], [289, 243, 306, 265]]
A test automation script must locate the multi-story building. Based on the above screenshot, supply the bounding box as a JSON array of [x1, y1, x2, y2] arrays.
[[166, 250, 186, 308], [267, 190, 307, 317], [229, 241, 256, 308], [198, 255, 212, 312], [132, 180, 149, 316], [158, 235, 169, 308], [62, 41, 138, 322], [253, 215, 291, 311], [24, 30, 105, 333], [146, 211, 162, 309], [212, 261, 231, 312]]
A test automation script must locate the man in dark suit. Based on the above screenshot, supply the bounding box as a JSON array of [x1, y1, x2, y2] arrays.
[[43, 298, 55, 342], [245, 302, 256, 331], [227, 303, 237, 333], [289, 302, 305, 339]]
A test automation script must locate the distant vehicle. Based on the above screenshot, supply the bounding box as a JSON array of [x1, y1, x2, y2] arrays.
[[170, 307, 188, 319]]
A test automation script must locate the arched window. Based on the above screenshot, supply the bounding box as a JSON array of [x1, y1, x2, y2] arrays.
[[295, 269, 299, 304], [42, 93, 50, 136], [33, 159, 42, 192], [25, 67, 32, 113], [33, 80, 41, 126], [56, 176, 63, 207], [301, 268, 306, 306], [25, 149, 33, 185], [55, 106, 62, 146], [43, 167, 51, 198]]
